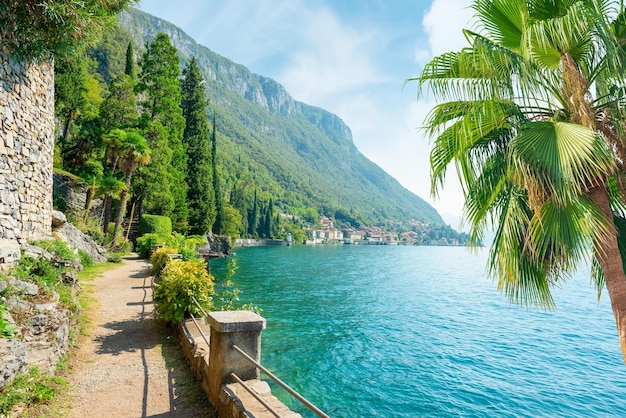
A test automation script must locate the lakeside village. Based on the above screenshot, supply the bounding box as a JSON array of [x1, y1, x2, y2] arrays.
[[292, 216, 467, 246]]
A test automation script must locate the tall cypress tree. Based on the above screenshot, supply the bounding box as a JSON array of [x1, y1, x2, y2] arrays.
[[124, 41, 135, 79], [211, 113, 225, 234], [136, 33, 188, 228], [181, 57, 214, 235], [54, 49, 87, 142], [248, 189, 258, 237]]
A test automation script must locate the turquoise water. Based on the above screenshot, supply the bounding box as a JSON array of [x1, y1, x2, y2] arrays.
[[210, 245, 626, 417]]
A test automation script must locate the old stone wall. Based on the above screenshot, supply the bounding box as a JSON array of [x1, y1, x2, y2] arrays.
[[0, 47, 55, 255]]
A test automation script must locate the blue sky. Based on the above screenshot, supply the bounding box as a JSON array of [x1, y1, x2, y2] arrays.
[[137, 0, 474, 226]]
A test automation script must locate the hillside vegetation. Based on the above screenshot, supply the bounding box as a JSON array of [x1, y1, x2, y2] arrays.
[[53, 5, 467, 245]]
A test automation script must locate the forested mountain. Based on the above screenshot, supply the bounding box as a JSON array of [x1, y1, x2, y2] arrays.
[[116, 7, 444, 229]]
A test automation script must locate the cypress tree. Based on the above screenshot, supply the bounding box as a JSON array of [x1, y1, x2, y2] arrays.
[[211, 113, 225, 234], [124, 41, 135, 79], [248, 189, 258, 237], [54, 50, 87, 142], [136, 33, 188, 229], [181, 57, 214, 235], [267, 197, 275, 238]]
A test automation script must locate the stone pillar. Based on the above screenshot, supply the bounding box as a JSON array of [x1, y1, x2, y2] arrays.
[[206, 311, 266, 409]]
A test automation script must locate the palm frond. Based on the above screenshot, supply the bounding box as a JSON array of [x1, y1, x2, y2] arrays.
[[528, 1, 593, 69], [510, 121, 614, 205], [473, 0, 527, 51], [488, 187, 557, 309]]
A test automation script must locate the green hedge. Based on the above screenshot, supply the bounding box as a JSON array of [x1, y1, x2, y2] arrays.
[[137, 214, 172, 237]]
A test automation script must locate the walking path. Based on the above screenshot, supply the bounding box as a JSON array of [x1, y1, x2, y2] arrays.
[[65, 254, 215, 418]]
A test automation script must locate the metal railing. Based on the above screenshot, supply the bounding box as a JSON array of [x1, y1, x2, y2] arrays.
[[231, 344, 330, 418], [188, 297, 330, 418]]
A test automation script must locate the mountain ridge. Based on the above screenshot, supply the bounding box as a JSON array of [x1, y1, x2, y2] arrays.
[[118, 7, 448, 229]]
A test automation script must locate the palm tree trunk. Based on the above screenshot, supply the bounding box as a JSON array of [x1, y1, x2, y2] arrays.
[[589, 185, 626, 363], [62, 112, 74, 142], [110, 177, 131, 250], [102, 195, 112, 246], [125, 198, 136, 242], [83, 184, 95, 223], [110, 190, 128, 249]]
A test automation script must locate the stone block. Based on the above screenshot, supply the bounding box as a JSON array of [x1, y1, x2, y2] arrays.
[[8, 279, 39, 296]]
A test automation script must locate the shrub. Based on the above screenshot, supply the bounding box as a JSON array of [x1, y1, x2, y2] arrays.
[[173, 233, 207, 261], [135, 233, 177, 258], [137, 214, 172, 237], [153, 260, 214, 323], [150, 247, 179, 276]]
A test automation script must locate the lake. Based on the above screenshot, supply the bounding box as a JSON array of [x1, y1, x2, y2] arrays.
[[210, 245, 626, 417]]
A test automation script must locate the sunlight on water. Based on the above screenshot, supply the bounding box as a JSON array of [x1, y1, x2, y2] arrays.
[[211, 245, 626, 417]]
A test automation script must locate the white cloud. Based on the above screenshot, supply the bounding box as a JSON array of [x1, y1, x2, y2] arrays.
[[422, 0, 474, 57], [276, 6, 381, 106]]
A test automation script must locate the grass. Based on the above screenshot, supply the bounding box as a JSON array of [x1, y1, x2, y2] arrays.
[[0, 367, 67, 416]]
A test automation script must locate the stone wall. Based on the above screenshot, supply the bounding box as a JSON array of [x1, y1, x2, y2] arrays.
[[0, 47, 55, 253]]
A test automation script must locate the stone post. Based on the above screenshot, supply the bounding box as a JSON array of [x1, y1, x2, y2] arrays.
[[206, 310, 266, 408]]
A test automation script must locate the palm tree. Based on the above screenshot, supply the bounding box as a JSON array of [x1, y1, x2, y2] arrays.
[[110, 131, 151, 249], [98, 174, 126, 245], [412, 0, 626, 362]]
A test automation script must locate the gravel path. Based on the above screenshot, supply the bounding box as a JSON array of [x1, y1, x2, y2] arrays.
[[65, 255, 215, 418]]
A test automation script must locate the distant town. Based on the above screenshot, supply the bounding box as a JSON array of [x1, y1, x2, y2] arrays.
[[305, 216, 467, 246]]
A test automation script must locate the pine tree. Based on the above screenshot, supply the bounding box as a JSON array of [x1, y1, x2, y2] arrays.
[[136, 33, 188, 228], [211, 113, 225, 234], [181, 57, 214, 235]]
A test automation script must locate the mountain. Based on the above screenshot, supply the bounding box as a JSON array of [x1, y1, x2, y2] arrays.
[[117, 7, 446, 229]]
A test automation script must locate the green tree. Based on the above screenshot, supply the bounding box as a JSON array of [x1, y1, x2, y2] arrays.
[[124, 41, 135, 79], [110, 130, 150, 249], [54, 50, 87, 141], [0, 0, 131, 61], [135, 121, 175, 217], [137, 33, 188, 230], [212, 114, 225, 234], [98, 174, 126, 244], [99, 74, 138, 133], [413, 0, 626, 361], [248, 189, 259, 237], [221, 204, 243, 240], [181, 57, 214, 235]]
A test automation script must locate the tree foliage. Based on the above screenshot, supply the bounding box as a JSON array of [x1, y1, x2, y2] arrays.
[[0, 0, 132, 60], [211, 115, 225, 234], [137, 33, 188, 229], [412, 0, 626, 360], [181, 57, 214, 235]]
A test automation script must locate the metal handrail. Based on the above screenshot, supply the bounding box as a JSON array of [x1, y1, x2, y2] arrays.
[[186, 296, 329, 417], [229, 372, 283, 418], [232, 344, 330, 418]]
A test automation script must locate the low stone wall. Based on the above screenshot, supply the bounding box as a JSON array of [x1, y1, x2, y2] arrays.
[[235, 239, 288, 247], [178, 317, 302, 418]]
